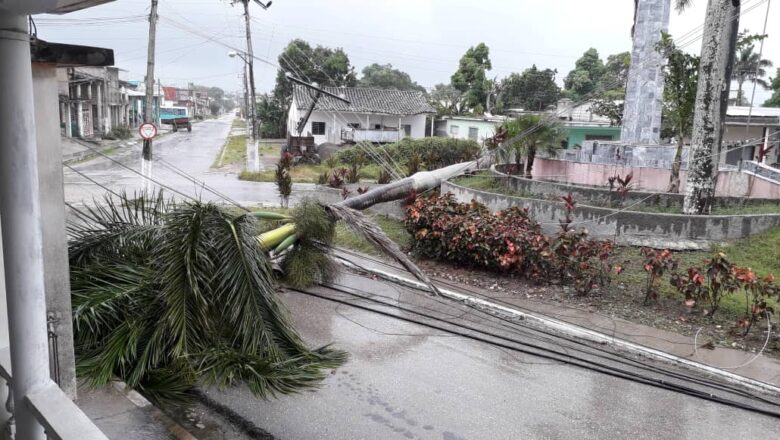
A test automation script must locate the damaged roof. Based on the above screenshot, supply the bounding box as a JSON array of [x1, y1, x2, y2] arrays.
[[293, 85, 434, 116]]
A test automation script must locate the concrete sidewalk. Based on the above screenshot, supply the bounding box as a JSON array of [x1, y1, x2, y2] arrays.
[[77, 383, 179, 440], [332, 248, 780, 390]]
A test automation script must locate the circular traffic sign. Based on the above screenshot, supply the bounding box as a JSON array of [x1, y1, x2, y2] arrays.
[[139, 123, 158, 140]]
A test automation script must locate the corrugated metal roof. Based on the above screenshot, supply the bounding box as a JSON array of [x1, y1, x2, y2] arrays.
[[293, 85, 434, 116]]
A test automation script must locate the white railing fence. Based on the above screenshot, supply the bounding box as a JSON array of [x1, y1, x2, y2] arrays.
[[0, 347, 107, 440]]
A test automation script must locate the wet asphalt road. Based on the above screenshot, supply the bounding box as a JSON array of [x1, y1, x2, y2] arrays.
[[64, 114, 316, 207], [201, 271, 780, 440]]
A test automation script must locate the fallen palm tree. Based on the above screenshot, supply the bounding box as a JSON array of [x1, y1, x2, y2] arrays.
[[71, 161, 478, 400]]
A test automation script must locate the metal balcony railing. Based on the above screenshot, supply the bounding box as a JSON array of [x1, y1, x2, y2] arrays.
[[0, 347, 107, 440]]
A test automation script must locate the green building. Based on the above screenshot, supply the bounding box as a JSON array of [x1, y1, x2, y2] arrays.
[[562, 122, 622, 149]]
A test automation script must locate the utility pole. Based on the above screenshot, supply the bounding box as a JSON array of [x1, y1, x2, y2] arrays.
[[243, 68, 250, 136], [142, 0, 159, 191], [241, 0, 258, 141]]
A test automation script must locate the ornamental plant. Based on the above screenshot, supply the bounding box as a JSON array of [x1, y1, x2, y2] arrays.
[[733, 268, 779, 336], [640, 248, 678, 304], [671, 253, 741, 318], [275, 152, 293, 208], [405, 193, 616, 294]]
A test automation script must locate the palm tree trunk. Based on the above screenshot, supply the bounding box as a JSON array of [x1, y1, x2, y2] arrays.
[[667, 135, 684, 193], [683, 0, 740, 214]]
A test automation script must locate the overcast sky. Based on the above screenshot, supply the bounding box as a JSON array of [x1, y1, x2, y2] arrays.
[[37, 0, 779, 103]]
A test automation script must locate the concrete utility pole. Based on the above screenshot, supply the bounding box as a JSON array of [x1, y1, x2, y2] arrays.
[[241, 0, 258, 141], [683, 0, 741, 214], [142, 0, 159, 190], [620, 0, 671, 145]]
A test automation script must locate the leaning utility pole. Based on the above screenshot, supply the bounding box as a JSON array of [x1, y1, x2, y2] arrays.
[[683, 0, 741, 214], [241, 0, 258, 140], [142, 0, 159, 190]]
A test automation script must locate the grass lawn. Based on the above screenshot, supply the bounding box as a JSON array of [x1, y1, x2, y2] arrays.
[[240, 162, 384, 183], [240, 163, 328, 183], [333, 214, 410, 256], [232, 118, 246, 129], [259, 142, 281, 158], [213, 134, 246, 168]]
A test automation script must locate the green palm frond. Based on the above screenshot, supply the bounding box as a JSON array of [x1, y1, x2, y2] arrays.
[[70, 192, 346, 403]]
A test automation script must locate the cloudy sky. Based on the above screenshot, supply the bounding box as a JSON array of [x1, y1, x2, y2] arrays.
[[36, 0, 778, 103]]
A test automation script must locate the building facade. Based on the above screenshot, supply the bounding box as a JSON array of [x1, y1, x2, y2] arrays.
[[58, 66, 130, 138], [288, 86, 435, 145]]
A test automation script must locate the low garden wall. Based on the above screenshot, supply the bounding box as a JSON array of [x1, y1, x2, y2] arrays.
[[530, 158, 780, 199], [441, 180, 780, 250], [492, 164, 780, 210]]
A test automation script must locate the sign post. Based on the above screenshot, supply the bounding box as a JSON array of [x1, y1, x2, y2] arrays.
[[139, 123, 157, 192]]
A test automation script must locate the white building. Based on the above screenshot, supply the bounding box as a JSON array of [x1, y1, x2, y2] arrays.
[[434, 115, 508, 144], [288, 85, 435, 145]]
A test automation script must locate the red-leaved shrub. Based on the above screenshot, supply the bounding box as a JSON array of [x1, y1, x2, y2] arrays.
[[405, 193, 616, 294]]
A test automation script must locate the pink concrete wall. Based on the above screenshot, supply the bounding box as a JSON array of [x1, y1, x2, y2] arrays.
[[531, 158, 780, 198]]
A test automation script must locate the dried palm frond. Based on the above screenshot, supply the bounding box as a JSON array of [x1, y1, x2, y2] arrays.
[[325, 203, 442, 296]]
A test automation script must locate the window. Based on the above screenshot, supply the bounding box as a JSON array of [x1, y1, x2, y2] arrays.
[[347, 123, 360, 129], [403, 124, 412, 137], [450, 125, 460, 136], [374, 124, 382, 130], [585, 134, 614, 141], [468, 127, 479, 141], [311, 121, 326, 135]]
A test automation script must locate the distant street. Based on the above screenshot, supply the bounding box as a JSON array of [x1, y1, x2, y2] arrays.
[[63, 114, 314, 207]]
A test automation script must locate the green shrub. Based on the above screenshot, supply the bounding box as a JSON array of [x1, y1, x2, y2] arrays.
[[334, 138, 480, 170]]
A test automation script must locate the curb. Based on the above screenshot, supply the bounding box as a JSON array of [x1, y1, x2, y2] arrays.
[[112, 382, 198, 440], [333, 255, 780, 397]]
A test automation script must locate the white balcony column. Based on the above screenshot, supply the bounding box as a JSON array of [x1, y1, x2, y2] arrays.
[[0, 13, 50, 440], [76, 86, 84, 138]]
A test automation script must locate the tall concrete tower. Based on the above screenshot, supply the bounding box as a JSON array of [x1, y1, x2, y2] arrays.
[[620, 0, 672, 145]]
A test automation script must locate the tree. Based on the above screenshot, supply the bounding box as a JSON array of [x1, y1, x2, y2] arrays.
[[563, 48, 605, 99], [601, 51, 631, 98], [451, 43, 492, 113], [590, 99, 624, 126], [358, 63, 424, 91], [269, 39, 358, 137], [657, 32, 699, 193], [429, 83, 463, 116], [256, 94, 286, 138], [764, 69, 780, 107], [495, 65, 560, 112], [682, 0, 741, 214], [495, 115, 565, 178], [731, 31, 772, 106]]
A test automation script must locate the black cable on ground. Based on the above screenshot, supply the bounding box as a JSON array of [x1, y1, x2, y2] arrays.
[[334, 252, 778, 402], [289, 287, 780, 419], [326, 278, 776, 404]]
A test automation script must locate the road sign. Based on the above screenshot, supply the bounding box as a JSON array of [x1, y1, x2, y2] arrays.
[[139, 123, 158, 140]]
